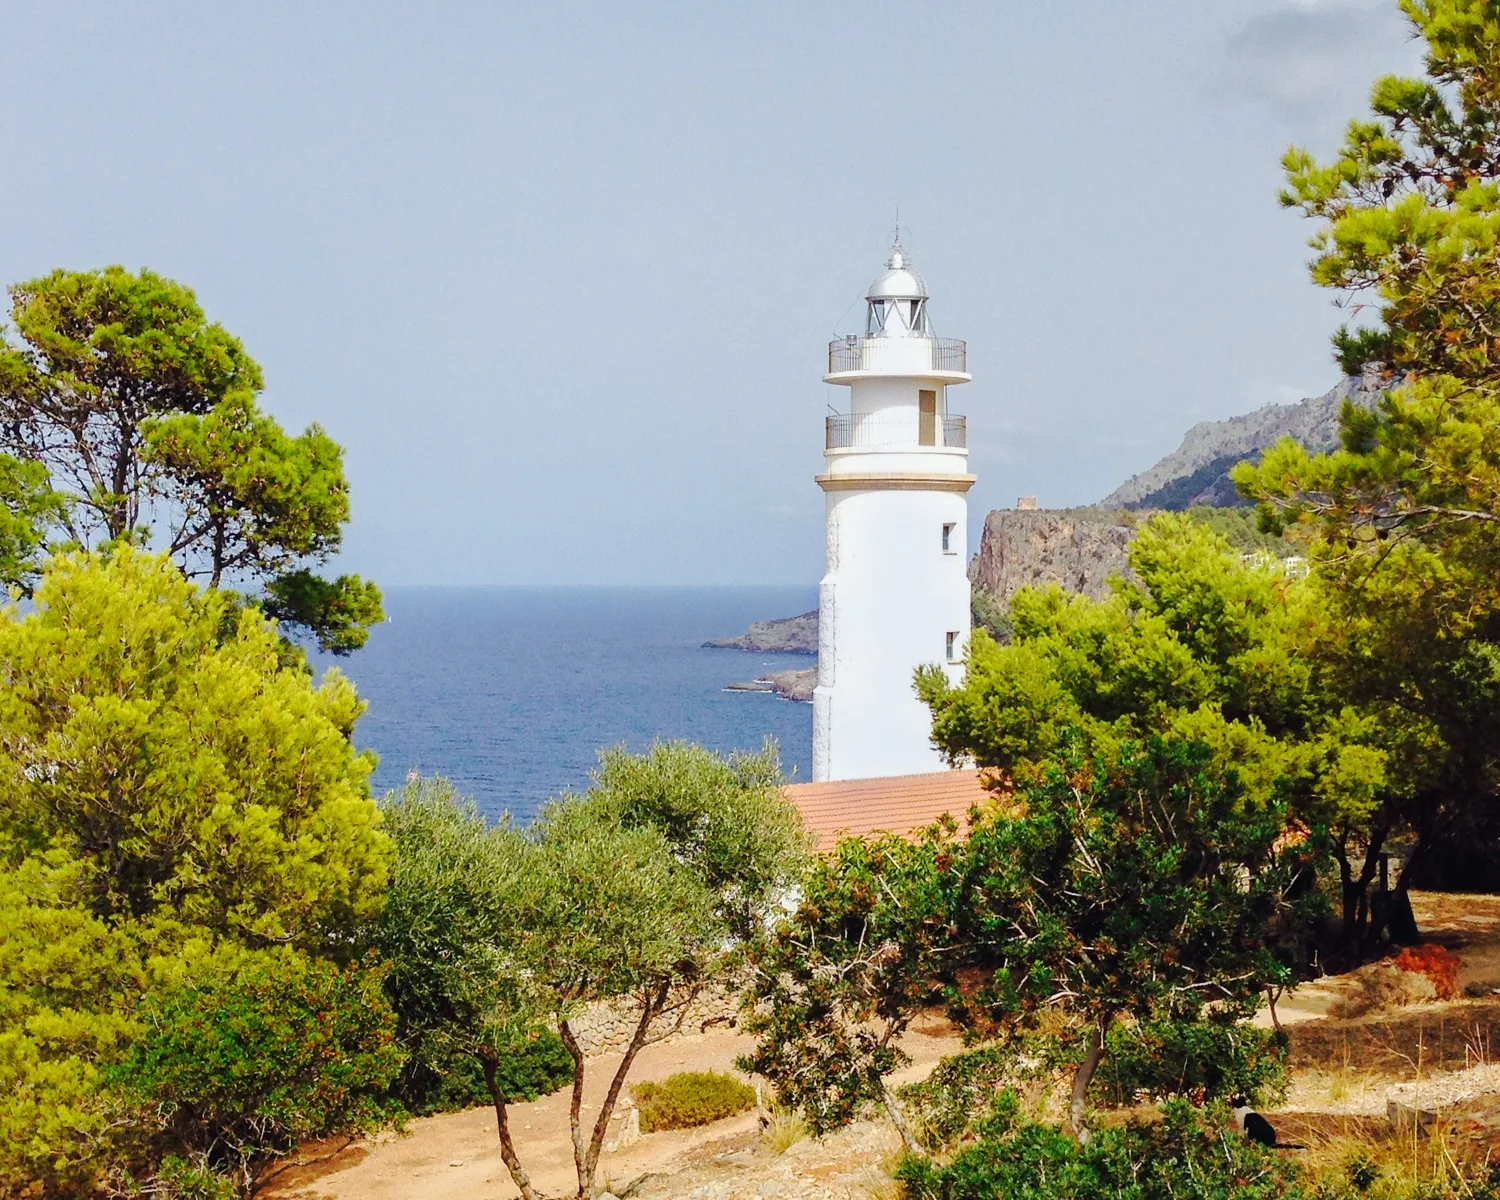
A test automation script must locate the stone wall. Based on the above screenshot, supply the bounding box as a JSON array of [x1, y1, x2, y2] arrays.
[[567, 983, 745, 1056]]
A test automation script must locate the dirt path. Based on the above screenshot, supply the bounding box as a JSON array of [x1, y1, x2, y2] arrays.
[[268, 893, 1500, 1199], [1245, 892, 1500, 1029], [265, 1025, 963, 1200]]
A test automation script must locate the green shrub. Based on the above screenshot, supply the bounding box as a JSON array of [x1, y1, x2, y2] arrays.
[[971, 585, 1013, 642], [900, 1021, 1287, 1153], [0, 850, 143, 1197], [153, 1155, 239, 1200], [109, 947, 403, 1188], [896, 1094, 1310, 1200], [631, 1071, 756, 1132], [897, 1045, 1030, 1149], [395, 1027, 575, 1115], [1095, 1018, 1289, 1108]]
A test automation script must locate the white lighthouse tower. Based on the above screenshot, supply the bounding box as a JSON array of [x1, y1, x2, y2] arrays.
[[812, 239, 974, 782]]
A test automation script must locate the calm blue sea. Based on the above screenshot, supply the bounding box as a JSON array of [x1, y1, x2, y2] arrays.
[[309, 586, 816, 824]]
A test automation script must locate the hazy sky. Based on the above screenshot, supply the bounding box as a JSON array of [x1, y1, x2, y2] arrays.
[[0, 2, 1422, 584]]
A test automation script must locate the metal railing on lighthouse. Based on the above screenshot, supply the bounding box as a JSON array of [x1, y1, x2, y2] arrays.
[[827, 335, 967, 374], [825, 412, 967, 450]]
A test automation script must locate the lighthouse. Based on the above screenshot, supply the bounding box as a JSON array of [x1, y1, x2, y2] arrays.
[[812, 239, 974, 782]]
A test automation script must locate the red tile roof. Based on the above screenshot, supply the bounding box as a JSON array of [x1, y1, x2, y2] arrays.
[[785, 769, 996, 852]]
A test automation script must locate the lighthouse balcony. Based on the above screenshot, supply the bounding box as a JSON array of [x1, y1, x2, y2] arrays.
[[826, 412, 966, 451], [826, 335, 968, 380]]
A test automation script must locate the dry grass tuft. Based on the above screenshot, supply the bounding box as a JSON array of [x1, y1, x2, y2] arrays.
[[1288, 1112, 1498, 1198], [762, 1106, 809, 1155], [857, 1141, 911, 1200], [1323, 1063, 1380, 1106]]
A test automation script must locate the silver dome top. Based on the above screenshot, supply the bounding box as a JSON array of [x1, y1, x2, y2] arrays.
[[866, 247, 928, 300]]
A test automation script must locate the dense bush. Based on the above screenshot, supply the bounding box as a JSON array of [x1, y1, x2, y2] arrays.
[[897, 1045, 1037, 1150], [631, 1071, 757, 1132], [896, 1094, 1310, 1200], [0, 551, 399, 1197], [394, 1028, 575, 1116], [1095, 1019, 1289, 1108], [109, 948, 403, 1190], [898, 1022, 1289, 1154], [0, 547, 391, 949], [745, 735, 1318, 1145], [0, 849, 143, 1196]]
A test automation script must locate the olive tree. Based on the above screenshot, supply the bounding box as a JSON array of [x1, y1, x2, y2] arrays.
[[368, 777, 571, 1117], [369, 742, 808, 1200]]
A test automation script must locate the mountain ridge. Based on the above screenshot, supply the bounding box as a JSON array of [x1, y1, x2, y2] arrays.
[[1101, 373, 1383, 510]]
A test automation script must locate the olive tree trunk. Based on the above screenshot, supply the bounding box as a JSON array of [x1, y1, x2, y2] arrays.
[[483, 1057, 545, 1200], [1068, 1014, 1113, 1144], [560, 981, 673, 1200]]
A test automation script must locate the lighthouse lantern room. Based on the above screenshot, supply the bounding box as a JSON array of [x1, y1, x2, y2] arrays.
[[813, 239, 974, 782]]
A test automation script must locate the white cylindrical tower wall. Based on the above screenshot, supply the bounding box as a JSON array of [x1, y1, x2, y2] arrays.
[[813, 486, 969, 779]]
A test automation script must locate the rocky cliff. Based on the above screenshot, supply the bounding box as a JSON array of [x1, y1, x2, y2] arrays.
[[969, 507, 1136, 602], [1100, 374, 1383, 510]]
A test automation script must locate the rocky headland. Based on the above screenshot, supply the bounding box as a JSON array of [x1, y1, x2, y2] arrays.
[[703, 610, 817, 654], [706, 613, 816, 701], [723, 667, 817, 703], [967, 375, 1373, 610]]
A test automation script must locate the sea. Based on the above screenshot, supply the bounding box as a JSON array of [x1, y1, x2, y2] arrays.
[[308, 586, 816, 824]]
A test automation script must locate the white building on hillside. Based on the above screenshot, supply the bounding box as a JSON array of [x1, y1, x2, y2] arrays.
[[812, 240, 973, 782]]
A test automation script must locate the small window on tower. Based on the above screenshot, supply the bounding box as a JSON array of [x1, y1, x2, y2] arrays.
[[946, 631, 960, 661], [942, 522, 956, 553]]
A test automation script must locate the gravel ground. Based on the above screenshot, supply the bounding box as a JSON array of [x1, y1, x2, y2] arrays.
[[1284, 1062, 1500, 1118]]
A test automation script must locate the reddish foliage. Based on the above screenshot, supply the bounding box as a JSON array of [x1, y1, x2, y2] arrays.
[[1394, 943, 1462, 1000]]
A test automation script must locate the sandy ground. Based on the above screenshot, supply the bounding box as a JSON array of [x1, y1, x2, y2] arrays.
[[1245, 892, 1500, 1029], [264, 1025, 963, 1200], [267, 892, 1500, 1200]]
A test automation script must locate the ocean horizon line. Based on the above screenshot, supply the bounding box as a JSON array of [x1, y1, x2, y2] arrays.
[[368, 581, 819, 591]]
